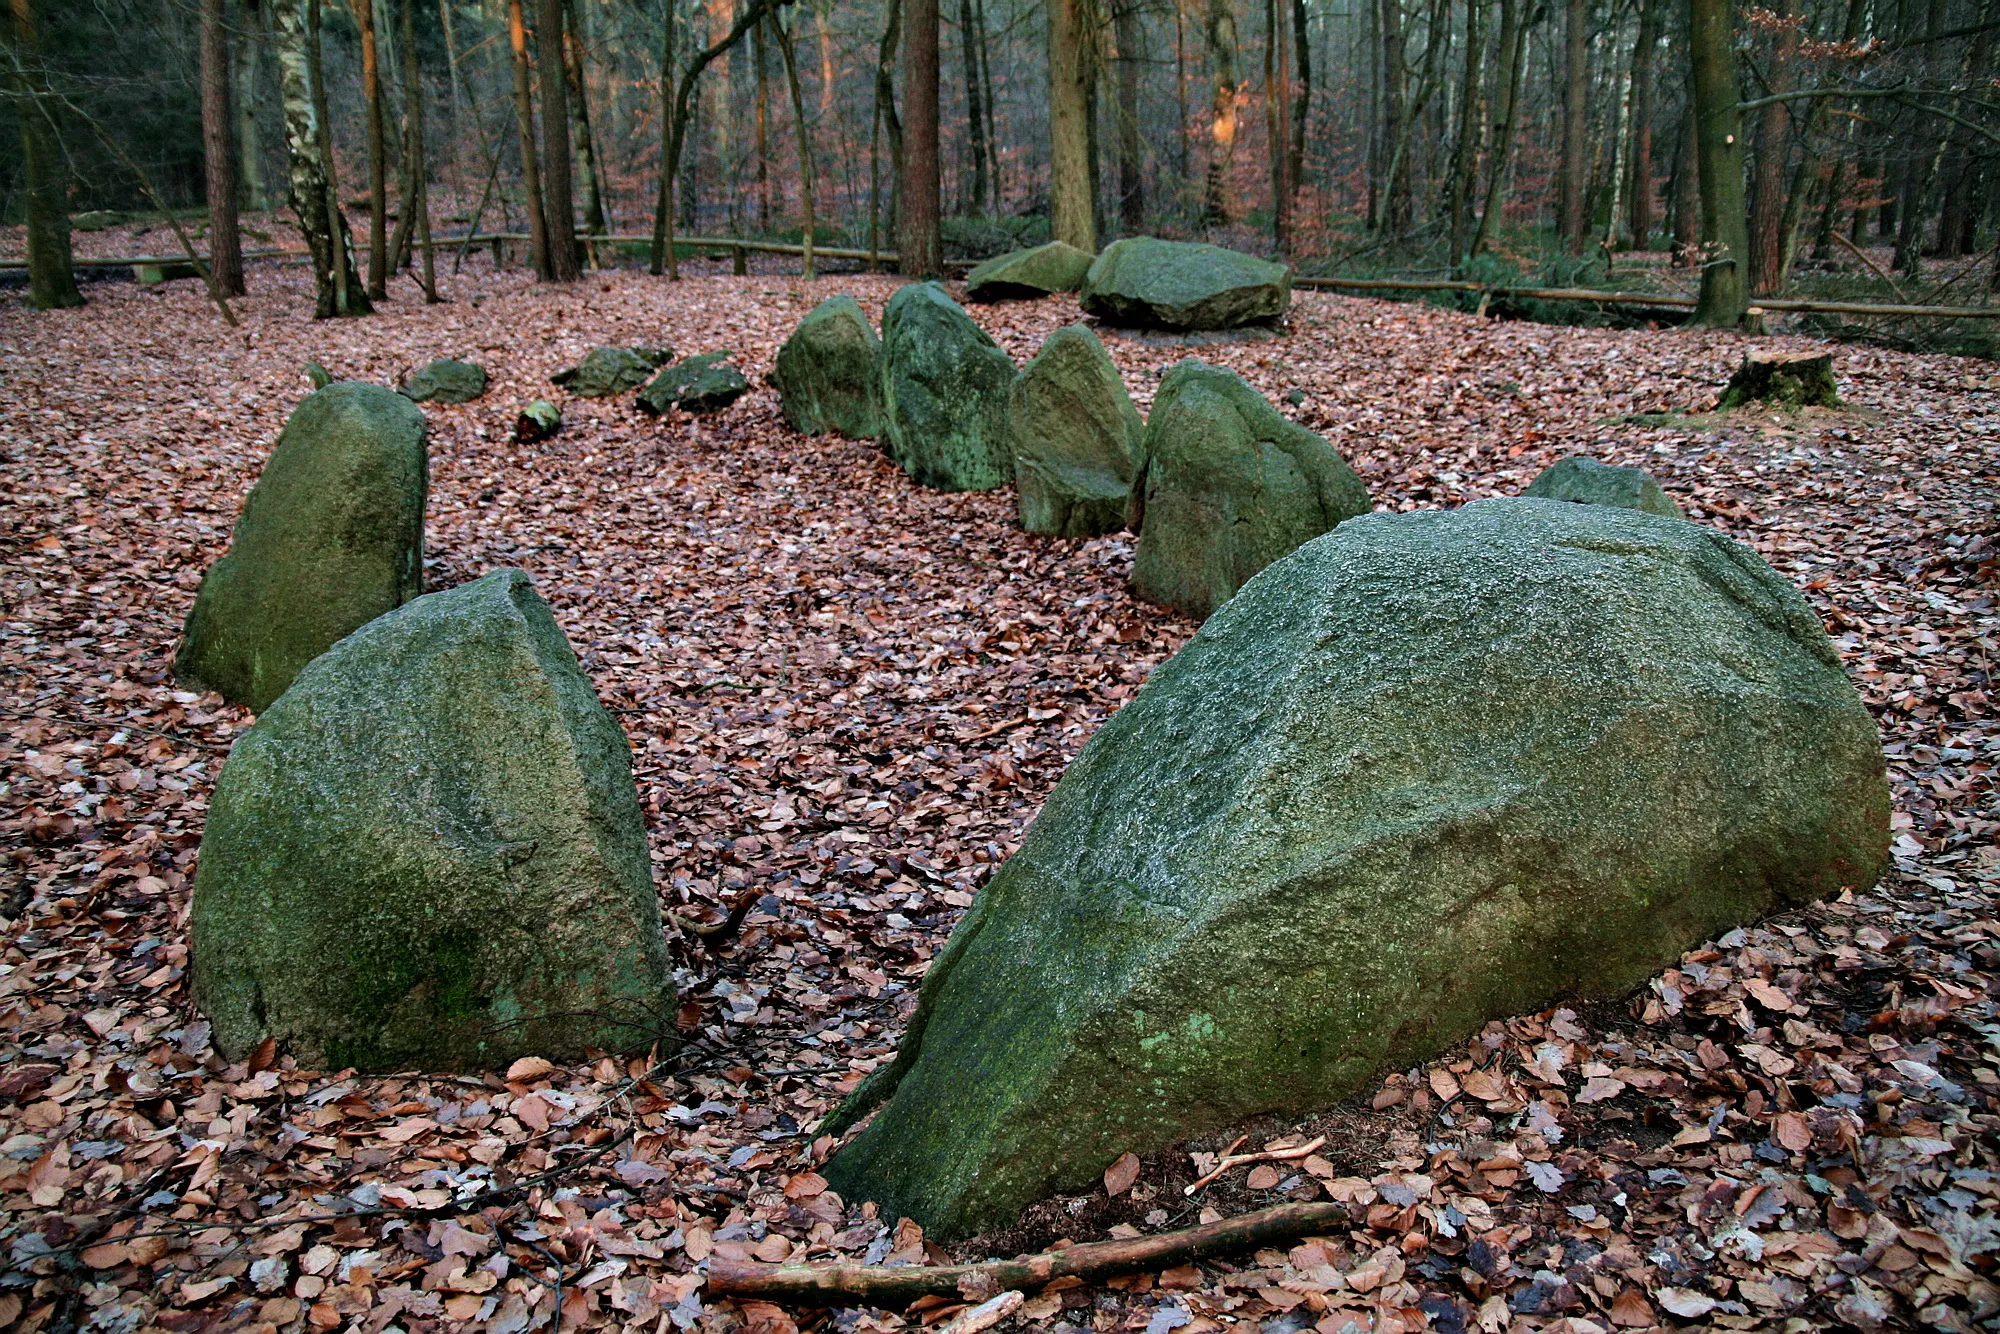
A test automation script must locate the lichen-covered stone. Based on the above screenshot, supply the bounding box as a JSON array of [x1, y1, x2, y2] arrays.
[[637, 352, 751, 415], [192, 569, 673, 1074], [175, 383, 427, 713], [551, 346, 672, 398], [1129, 360, 1368, 620], [513, 400, 563, 444], [879, 282, 1018, 491], [1079, 237, 1291, 330], [1524, 456, 1685, 518], [824, 498, 1889, 1239], [773, 296, 883, 438], [965, 241, 1095, 301], [1008, 325, 1144, 536], [400, 358, 488, 404]]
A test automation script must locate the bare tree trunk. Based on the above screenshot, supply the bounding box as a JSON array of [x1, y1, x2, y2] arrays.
[[753, 12, 771, 229], [1113, 0, 1144, 231], [397, 0, 438, 300], [1625, 0, 1656, 247], [353, 0, 389, 298], [1556, 0, 1587, 250], [1204, 0, 1240, 226], [274, 0, 368, 315], [975, 0, 1001, 200], [901, 0, 942, 274], [773, 6, 815, 275], [1446, 0, 1486, 264], [564, 0, 609, 239], [7, 0, 81, 310], [508, 0, 553, 278], [704, 0, 734, 236], [1747, 0, 1790, 294], [1689, 0, 1750, 326], [1176, 0, 1191, 183], [650, 0, 677, 276], [1051, 0, 1097, 248], [236, 0, 271, 212], [536, 0, 582, 279], [651, 0, 778, 274], [962, 0, 991, 212], [1265, 0, 1290, 249], [869, 0, 904, 264], [1290, 0, 1308, 197], [1469, 0, 1523, 257], [200, 0, 246, 295], [1670, 94, 1698, 260]]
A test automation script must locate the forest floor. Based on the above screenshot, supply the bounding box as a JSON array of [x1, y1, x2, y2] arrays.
[[1, 259, 1996, 1334]]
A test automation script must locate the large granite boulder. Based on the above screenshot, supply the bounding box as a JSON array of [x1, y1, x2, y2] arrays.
[[175, 383, 427, 713], [400, 358, 488, 404], [1524, 455, 1685, 518], [638, 352, 751, 415], [879, 282, 1018, 491], [552, 345, 672, 397], [773, 295, 883, 438], [1008, 325, 1145, 537], [1079, 237, 1291, 330], [824, 498, 1890, 1239], [965, 241, 1095, 301], [1130, 360, 1368, 619], [192, 569, 673, 1073]]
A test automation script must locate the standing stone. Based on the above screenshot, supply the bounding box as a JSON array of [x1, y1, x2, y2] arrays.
[[400, 358, 488, 403], [552, 346, 673, 398], [879, 282, 1018, 491], [176, 383, 427, 713], [1130, 360, 1368, 620], [773, 296, 884, 438], [965, 241, 1096, 301], [824, 498, 1890, 1240], [1009, 325, 1144, 537], [1079, 237, 1292, 331], [192, 569, 673, 1073], [1524, 456, 1685, 518], [637, 352, 752, 415]]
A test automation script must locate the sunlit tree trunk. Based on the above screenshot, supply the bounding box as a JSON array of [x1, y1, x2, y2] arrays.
[[1051, 0, 1097, 249], [273, 0, 368, 315], [507, 0, 552, 278], [900, 0, 942, 275], [200, 0, 246, 295], [1203, 0, 1240, 226], [353, 0, 389, 298], [536, 0, 582, 279], [1688, 0, 1749, 326]]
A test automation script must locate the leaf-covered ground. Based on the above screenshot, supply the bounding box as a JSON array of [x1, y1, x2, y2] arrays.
[[1, 262, 1996, 1334]]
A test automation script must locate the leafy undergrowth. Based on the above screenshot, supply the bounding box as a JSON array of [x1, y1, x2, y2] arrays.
[[0, 262, 1995, 1334]]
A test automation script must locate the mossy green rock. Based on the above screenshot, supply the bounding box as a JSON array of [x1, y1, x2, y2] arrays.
[[1524, 455, 1684, 518], [773, 295, 883, 438], [637, 352, 751, 415], [965, 241, 1095, 301], [552, 345, 672, 397], [1079, 237, 1291, 330], [175, 383, 427, 713], [879, 282, 1018, 491], [192, 569, 672, 1073], [400, 358, 488, 404], [1009, 325, 1144, 536], [1130, 360, 1368, 620], [513, 400, 563, 444], [825, 498, 1890, 1239]]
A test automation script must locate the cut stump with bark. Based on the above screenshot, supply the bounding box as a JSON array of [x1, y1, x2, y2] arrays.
[[1718, 350, 1841, 410]]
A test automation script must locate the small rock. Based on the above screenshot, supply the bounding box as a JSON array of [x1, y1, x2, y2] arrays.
[[773, 295, 883, 438], [399, 358, 488, 404], [512, 400, 562, 444], [1009, 325, 1144, 537], [304, 362, 332, 389], [551, 346, 673, 398], [1523, 456, 1684, 518], [637, 352, 751, 415], [965, 241, 1096, 301]]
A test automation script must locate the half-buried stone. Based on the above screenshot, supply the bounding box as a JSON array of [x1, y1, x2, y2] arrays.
[[773, 295, 883, 438], [175, 382, 427, 713], [964, 241, 1095, 301], [1524, 455, 1685, 518], [399, 358, 488, 403], [552, 345, 673, 398], [1130, 359, 1368, 619], [1079, 236, 1291, 331], [192, 569, 672, 1073], [823, 497, 1890, 1239], [638, 352, 752, 415], [1009, 325, 1144, 537], [879, 282, 1018, 491]]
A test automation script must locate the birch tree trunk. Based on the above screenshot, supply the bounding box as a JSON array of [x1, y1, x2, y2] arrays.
[[201, 0, 246, 295], [273, 0, 368, 316]]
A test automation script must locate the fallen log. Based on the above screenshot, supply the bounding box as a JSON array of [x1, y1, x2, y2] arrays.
[[705, 1200, 1349, 1307]]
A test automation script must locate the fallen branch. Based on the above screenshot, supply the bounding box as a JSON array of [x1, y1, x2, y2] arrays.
[[705, 1200, 1350, 1307], [1184, 1135, 1327, 1195]]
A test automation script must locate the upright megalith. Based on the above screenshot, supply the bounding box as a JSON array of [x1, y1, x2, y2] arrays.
[[400, 358, 488, 404], [965, 241, 1095, 301], [192, 569, 673, 1073], [1524, 455, 1685, 518], [1130, 360, 1368, 620], [176, 382, 428, 713], [552, 346, 672, 398], [773, 296, 883, 438], [878, 282, 1018, 491], [1009, 325, 1145, 537], [1079, 237, 1291, 331], [824, 498, 1890, 1240]]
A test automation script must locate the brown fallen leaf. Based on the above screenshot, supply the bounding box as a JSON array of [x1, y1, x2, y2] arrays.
[[1104, 1151, 1141, 1197]]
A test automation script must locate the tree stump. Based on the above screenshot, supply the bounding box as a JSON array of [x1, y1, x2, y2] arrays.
[[1718, 349, 1841, 409]]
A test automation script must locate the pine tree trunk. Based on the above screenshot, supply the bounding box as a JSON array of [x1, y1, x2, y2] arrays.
[[1625, 0, 1655, 248], [8, 0, 81, 310], [1557, 0, 1588, 251], [1204, 0, 1240, 227], [200, 0, 246, 295], [1688, 0, 1750, 326], [273, 0, 368, 316], [564, 0, 609, 239], [1051, 0, 1097, 249], [900, 0, 942, 275], [536, 0, 582, 279], [508, 0, 553, 278], [354, 0, 389, 299]]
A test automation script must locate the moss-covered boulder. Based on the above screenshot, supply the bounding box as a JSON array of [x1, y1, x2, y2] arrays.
[[192, 569, 673, 1073], [551, 346, 672, 398], [965, 241, 1095, 301], [1524, 455, 1685, 518], [637, 352, 751, 415], [824, 498, 1890, 1239], [175, 383, 427, 714], [1079, 237, 1291, 331], [1009, 325, 1144, 537], [1130, 360, 1368, 620], [879, 282, 1018, 491], [513, 400, 562, 444], [400, 358, 488, 404], [773, 296, 883, 438]]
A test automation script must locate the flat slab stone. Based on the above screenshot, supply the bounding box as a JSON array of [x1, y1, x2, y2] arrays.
[[965, 241, 1095, 301], [1080, 237, 1292, 331]]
